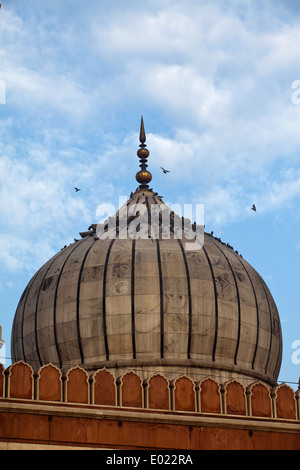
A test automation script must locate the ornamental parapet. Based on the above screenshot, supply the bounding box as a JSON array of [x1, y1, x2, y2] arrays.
[[0, 361, 299, 421]]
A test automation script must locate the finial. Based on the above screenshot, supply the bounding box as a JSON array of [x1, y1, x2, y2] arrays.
[[139, 115, 146, 145], [136, 116, 152, 190]]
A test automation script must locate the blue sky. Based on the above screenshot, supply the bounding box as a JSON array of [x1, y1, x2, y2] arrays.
[[0, 0, 299, 386]]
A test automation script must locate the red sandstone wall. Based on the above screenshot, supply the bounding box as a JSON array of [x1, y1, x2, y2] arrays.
[[0, 361, 299, 421]]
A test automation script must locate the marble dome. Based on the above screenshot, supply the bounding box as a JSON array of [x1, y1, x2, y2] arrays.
[[11, 120, 282, 385]]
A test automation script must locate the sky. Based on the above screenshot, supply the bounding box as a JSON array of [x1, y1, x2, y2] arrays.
[[0, 0, 299, 387]]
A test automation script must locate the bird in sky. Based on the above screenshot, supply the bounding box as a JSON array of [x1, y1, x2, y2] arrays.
[[74, 187, 81, 192], [251, 204, 256, 212], [161, 167, 170, 174]]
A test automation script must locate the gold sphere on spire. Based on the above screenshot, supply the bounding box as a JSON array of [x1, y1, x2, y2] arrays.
[[136, 169, 152, 184]]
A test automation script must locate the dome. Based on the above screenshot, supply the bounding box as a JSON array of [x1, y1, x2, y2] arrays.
[[11, 120, 282, 386]]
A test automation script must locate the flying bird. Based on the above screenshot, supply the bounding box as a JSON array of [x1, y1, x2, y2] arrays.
[[251, 204, 256, 212], [161, 167, 170, 174], [74, 187, 81, 192]]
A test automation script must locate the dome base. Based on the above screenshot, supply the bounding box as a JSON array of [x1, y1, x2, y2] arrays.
[[71, 358, 278, 387]]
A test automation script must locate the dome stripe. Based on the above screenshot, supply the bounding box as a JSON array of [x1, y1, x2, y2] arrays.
[[275, 318, 283, 379], [202, 245, 218, 362], [18, 267, 42, 363], [155, 238, 164, 359], [76, 238, 96, 365], [233, 254, 260, 370], [151, 196, 164, 359], [34, 251, 67, 367], [133, 197, 141, 213], [131, 238, 137, 359], [11, 313, 17, 362], [102, 238, 116, 361], [254, 272, 274, 377], [145, 196, 152, 237], [177, 238, 192, 360], [53, 239, 87, 368], [209, 239, 241, 365], [274, 296, 283, 378]]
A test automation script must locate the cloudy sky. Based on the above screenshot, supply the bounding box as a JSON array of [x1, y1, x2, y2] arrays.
[[0, 0, 299, 385]]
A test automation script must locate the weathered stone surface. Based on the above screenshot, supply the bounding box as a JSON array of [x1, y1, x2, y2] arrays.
[[11, 190, 282, 385]]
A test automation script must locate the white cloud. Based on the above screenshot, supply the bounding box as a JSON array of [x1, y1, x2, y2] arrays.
[[261, 171, 300, 212], [0, 0, 299, 274], [0, 8, 96, 122], [0, 123, 129, 273], [0, 147, 90, 271], [1, 63, 94, 122]]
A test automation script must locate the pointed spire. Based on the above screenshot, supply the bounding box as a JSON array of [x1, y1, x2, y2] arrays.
[[136, 116, 152, 190], [139, 115, 146, 145]]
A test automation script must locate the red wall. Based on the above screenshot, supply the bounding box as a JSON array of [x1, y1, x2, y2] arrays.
[[0, 361, 299, 450]]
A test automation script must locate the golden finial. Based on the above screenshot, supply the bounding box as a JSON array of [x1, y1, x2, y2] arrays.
[[136, 116, 152, 190], [139, 115, 146, 144]]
